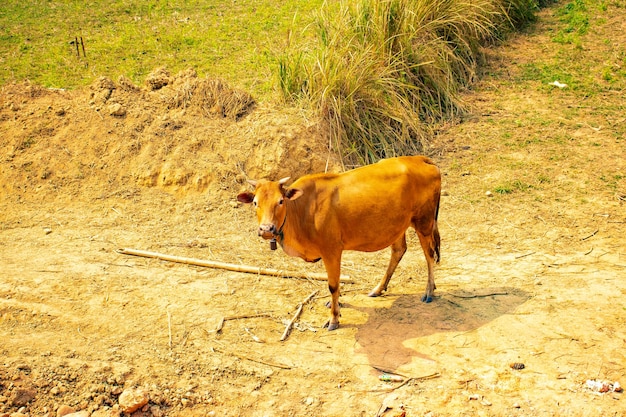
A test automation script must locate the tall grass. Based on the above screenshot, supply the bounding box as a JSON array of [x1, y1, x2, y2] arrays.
[[278, 0, 541, 165]]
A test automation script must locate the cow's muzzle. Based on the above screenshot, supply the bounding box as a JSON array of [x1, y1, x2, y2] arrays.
[[258, 224, 277, 239]]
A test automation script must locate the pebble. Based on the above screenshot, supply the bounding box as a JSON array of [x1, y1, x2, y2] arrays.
[[64, 412, 90, 417], [57, 405, 76, 417], [108, 103, 126, 117], [118, 388, 149, 414]]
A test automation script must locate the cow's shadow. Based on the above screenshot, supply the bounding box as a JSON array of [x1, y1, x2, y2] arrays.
[[347, 287, 530, 371]]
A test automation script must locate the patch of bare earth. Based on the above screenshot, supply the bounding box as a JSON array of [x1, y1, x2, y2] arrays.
[[1, 5, 624, 417]]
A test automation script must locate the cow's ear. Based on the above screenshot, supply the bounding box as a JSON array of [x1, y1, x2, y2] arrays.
[[284, 188, 303, 201], [237, 192, 255, 204]]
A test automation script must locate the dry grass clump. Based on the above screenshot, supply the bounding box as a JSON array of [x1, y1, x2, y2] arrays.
[[194, 79, 256, 120], [149, 68, 256, 120], [278, 0, 541, 165]]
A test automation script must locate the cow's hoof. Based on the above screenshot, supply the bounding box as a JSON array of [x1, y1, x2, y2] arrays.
[[367, 290, 382, 297], [324, 319, 339, 331], [325, 301, 344, 308], [327, 322, 339, 331], [421, 295, 433, 303]]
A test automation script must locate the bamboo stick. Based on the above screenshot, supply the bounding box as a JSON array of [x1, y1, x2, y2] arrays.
[[280, 290, 318, 342], [116, 248, 353, 283]]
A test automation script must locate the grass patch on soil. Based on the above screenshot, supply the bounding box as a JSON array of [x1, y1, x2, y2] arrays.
[[517, 0, 626, 94], [0, 0, 322, 96]]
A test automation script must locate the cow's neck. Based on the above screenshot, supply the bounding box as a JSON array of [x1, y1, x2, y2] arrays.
[[277, 201, 317, 261]]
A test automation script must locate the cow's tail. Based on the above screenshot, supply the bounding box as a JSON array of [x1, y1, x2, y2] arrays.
[[433, 190, 441, 264]]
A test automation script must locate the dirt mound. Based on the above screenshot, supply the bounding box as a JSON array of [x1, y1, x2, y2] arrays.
[[0, 68, 339, 207]]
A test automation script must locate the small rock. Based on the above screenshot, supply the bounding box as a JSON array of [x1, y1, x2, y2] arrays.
[[108, 103, 126, 117], [485, 190, 493, 197], [9, 388, 36, 407], [145, 67, 172, 90], [57, 405, 76, 417], [44, 227, 53, 235], [549, 80, 568, 89], [512, 402, 521, 408], [149, 406, 164, 417], [64, 412, 89, 417], [118, 388, 149, 414]]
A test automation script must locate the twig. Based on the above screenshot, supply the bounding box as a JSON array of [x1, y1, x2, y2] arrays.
[[215, 313, 271, 333], [80, 36, 86, 57], [214, 348, 291, 370], [515, 251, 535, 259], [365, 372, 441, 393], [117, 248, 352, 282], [281, 290, 318, 341], [167, 309, 172, 350], [450, 291, 508, 299], [581, 229, 598, 241], [371, 366, 408, 378], [244, 327, 264, 343]]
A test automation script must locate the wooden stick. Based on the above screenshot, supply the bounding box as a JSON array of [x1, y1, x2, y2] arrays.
[[281, 290, 318, 341], [216, 313, 271, 333], [366, 372, 441, 394], [167, 309, 172, 350], [116, 248, 352, 282], [581, 229, 599, 241]]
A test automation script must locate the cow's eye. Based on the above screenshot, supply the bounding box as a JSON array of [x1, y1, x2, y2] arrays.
[[278, 198, 284, 205], [253, 199, 258, 207]]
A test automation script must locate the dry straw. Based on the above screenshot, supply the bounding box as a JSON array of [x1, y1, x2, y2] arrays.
[[278, 0, 539, 166]]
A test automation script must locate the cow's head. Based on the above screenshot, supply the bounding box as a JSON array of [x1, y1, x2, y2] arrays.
[[237, 177, 303, 240]]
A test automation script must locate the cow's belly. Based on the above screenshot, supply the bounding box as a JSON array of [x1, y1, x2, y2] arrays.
[[341, 220, 409, 252]]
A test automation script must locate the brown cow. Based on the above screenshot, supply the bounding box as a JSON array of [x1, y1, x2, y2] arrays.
[[237, 155, 441, 330]]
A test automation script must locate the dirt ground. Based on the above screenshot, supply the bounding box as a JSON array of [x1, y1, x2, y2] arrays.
[[1, 5, 625, 417]]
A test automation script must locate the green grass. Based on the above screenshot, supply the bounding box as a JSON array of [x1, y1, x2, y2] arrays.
[[517, 0, 626, 95], [0, 0, 322, 96], [494, 179, 535, 194], [552, 0, 589, 44]]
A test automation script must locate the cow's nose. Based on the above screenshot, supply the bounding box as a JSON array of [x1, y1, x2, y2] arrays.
[[258, 224, 276, 235]]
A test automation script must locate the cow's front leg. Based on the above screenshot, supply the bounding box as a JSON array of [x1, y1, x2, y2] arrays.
[[322, 253, 342, 330]]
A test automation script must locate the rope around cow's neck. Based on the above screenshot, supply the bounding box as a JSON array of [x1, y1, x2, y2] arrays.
[[270, 212, 287, 251]]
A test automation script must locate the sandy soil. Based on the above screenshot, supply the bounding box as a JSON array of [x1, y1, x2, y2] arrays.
[[1, 5, 625, 417]]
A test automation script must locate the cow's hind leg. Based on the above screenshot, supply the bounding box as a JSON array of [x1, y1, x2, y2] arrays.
[[416, 227, 438, 303], [368, 234, 407, 297]]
